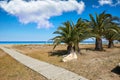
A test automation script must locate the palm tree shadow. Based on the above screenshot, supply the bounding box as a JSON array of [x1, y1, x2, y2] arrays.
[[111, 66, 120, 75], [115, 46, 120, 48], [81, 48, 95, 51], [49, 50, 68, 56], [80, 47, 106, 52], [86, 48, 95, 51]]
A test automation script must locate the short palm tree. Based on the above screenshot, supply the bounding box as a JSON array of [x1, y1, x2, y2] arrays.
[[89, 11, 112, 51], [52, 18, 90, 54], [104, 16, 120, 48], [52, 21, 76, 54], [104, 24, 120, 48], [74, 18, 92, 53]]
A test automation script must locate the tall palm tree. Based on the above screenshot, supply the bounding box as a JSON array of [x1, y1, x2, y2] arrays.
[[89, 11, 112, 51]]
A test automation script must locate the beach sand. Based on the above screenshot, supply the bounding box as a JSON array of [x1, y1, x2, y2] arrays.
[[0, 46, 47, 80], [1, 44, 120, 80]]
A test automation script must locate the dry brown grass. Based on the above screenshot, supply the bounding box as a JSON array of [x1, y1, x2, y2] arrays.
[[0, 48, 47, 80], [12, 44, 120, 80]]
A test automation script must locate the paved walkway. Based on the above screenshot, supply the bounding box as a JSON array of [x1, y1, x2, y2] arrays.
[[0, 47, 88, 80]]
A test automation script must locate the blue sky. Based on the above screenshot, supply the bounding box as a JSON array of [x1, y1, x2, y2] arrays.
[[0, 0, 120, 41]]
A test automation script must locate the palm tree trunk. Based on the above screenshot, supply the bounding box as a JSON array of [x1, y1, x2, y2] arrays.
[[108, 40, 114, 48], [95, 38, 103, 51], [67, 44, 72, 54], [74, 43, 80, 54], [77, 46, 80, 54]]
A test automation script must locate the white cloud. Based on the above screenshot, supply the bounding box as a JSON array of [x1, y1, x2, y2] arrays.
[[98, 0, 112, 6], [92, 0, 120, 8], [0, 0, 85, 28]]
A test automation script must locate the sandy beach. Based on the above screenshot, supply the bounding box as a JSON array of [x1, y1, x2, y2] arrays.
[[0, 44, 119, 80], [0, 45, 47, 80]]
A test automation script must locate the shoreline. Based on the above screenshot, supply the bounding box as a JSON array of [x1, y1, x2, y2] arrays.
[[1, 40, 117, 45]]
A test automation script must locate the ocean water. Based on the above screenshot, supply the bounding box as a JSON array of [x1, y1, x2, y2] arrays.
[[0, 41, 108, 45], [0, 41, 53, 45]]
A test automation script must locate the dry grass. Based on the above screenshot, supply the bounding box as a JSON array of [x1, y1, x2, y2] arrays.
[[12, 44, 120, 80], [0, 48, 47, 80]]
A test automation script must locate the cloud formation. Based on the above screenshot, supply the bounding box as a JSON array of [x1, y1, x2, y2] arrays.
[[93, 0, 120, 8], [0, 0, 85, 28], [99, 0, 112, 6]]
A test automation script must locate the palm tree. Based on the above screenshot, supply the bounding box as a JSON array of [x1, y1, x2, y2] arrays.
[[104, 25, 120, 48], [89, 11, 112, 51], [104, 16, 120, 48], [52, 18, 90, 54], [52, 21, 75, 54], [74, 18, 92, 53]]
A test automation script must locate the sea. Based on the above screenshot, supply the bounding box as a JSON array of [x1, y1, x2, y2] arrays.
[[0, 40, 109, 45]]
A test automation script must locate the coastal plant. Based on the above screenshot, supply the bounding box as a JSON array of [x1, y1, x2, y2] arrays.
[[52, 21, 76, 54], [102, 15, 120, 48], [89, 11, 113, 51], [74, 18, 92, 53], [104, 24, 120, 48], [52, 11, 120, 52], [52, 18, 90, 54]]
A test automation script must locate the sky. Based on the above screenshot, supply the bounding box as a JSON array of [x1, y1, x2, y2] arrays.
[[0, 0, 120, 41]]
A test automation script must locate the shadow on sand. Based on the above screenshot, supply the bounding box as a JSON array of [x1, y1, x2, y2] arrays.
[[49, 50, 68, 56], [111, 66, 120, 75], [81, 48, 95, 51]]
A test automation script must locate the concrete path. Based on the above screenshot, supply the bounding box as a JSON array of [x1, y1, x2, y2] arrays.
[[0, 47, 88, 80]]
